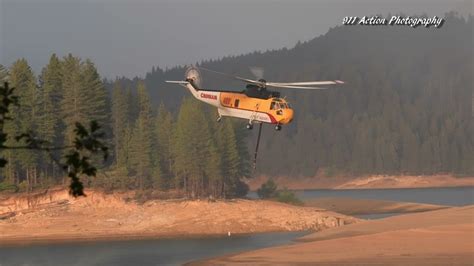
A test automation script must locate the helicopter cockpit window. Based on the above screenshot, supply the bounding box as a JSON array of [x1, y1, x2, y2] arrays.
[[270, 102, 276, 110]]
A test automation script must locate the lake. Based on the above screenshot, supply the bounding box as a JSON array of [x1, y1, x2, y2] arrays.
[[1, 186, 472, 266], [0, 231, 306, 266], [249, 186, 474, 219], [249, 186, 474, 206]]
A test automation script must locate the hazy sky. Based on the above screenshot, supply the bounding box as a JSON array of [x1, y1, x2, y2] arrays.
[[1, 0, 471, 79]]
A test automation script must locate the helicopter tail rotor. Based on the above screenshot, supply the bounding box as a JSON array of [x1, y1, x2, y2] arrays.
[[184, 66, 202, 89]]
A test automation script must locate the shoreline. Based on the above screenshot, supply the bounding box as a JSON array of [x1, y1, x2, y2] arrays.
[[193, 206, 474, 265], [1, 186, 468, 251], [303, 184, 474, 190], [248, 175, 474, 191], [0, 195, 452, 247], [0, 189, 358, 247], [303, 197, 450, 216]]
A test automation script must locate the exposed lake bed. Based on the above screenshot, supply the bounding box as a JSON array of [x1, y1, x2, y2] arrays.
[[0, 188, 357, 246]]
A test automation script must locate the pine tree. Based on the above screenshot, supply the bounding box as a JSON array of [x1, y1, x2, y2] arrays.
[[8, 59, 40, 189], [218, 120, 241, 197], [172, 98, 214, 198], [0, 64, 8, 81], [111, 81, 130, 169], [82, 59, 108, 127], [61, 54, 87, 146], [231, 120, 251, 180], [206, 142, 222, 198], [38, 54, 64, 182], [128, 81, 155, 189], [39, 54, 63, 144], [154, 103, 174, 189]]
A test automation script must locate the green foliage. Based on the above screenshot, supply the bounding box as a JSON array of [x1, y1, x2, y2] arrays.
[[128, 82, 155, 189], [111, 81, 130, 168], [154, 103, 174, 189], [172, 98, 214, 197], [0, 64, 8, 82], [256, 180, 302, 205], [18, 180, 28, 192], [61, 54, 88, 145], [0, 181, 18, 192], [257, 179, 278, 199], [39, 54, 63, 145], [170, 97, 250, 198], [8, 59, 40, 171], [0, 80, 108, 196], [62, 121, 109, 196], [275, 189, 303, 206]]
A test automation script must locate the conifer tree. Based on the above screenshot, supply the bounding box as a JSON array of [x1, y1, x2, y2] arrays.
[[39, 54, 63, 144], [82, 59, 108, 127], [38, 54, 64, 181], [154, 103, 174, 189], [173, 98, 215, 197], [128, 82, 155, 189], [8, 59, 40, 189], [0, 64, 8, 81], [111, 81, 130, 169], [218, 120, 241, 197], [61, 54, 87, 146]]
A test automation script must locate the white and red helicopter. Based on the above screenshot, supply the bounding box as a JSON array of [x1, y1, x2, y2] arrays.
[[166, 66, 345, 167], [166, 66, 344, 130]]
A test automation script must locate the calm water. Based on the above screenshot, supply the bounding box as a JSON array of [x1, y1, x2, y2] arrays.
[[355, 212, 403, 219], [249, 186, 474, 220], [0, 231, 306, 266], [249, 186, 474, 206]]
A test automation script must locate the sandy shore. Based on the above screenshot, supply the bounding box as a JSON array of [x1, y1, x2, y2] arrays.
[[0, 189, 358, 246], [248, 174, 474, 190], [304, 197, 449, 215], [195, 206, 474, 265]]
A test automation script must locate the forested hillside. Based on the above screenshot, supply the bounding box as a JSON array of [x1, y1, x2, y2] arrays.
[[135, 12, 473, 177], [0, 56, 250, 197], [0, 13, 472, 197], [0, 55, 109, 191]]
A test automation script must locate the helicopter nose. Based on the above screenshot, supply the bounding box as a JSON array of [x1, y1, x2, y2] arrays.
[[279, 109, 294, 124]]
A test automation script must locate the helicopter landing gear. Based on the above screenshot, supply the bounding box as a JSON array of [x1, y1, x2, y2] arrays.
[[275, 124, 282, 131], [246, 123, 253, 130]]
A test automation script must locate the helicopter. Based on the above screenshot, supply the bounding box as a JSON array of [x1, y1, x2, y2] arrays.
[[166, 66, 345, 131], [166, 66, 345, 168]]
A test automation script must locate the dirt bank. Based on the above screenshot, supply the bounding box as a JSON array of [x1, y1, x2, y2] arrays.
[[0, 189, 358, 246], [248, 174, 474, 190], [194, 206, 474, 265], [304, 197, 449, 215]]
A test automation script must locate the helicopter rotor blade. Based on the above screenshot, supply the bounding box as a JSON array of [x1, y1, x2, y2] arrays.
[[198, 66, 262, 85], [165, 80, 189, 85], [266, 84, 330, 90], [268, 80, 345, 86], [198, 66, 345, 89]]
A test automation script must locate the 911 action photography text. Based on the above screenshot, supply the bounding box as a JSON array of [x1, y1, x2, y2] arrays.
[[342, 15, 445, 28]]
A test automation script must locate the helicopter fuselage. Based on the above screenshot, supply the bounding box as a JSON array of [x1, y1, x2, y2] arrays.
[[185, 83, 294, 125]]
